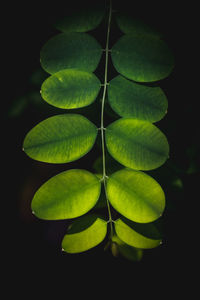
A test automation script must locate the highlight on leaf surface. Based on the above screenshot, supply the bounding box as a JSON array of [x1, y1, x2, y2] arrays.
[[62, 214, 107, 253], [23, 114, 97, 163], [115, 218, 162, 249], [111, 34, 174, 82], [41, 69, 101, 109], [105, 118, 169, 171], [107, 168, 165, 223], [55, 5, 105, 33], [31, 169, 101, 220], [108, 75, 168, 122], [40, 32, 102, 74]]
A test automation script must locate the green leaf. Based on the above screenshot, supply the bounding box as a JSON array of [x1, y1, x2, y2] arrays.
[[115, 14, 162, 38], [40, 32, 102, 74], [111, 34, 174, 82], [105, 118, 169, 171], [108, 75, 168, 122], [31, 169, 101, 220], [41, 69, 101, 109], [62, 214, 107, 253], [23, 114, 97, 163], [107, 168, 165, 223], [115, 218, 162, 249], [55, 6, 105, 33], [112, 235, 143, 261]]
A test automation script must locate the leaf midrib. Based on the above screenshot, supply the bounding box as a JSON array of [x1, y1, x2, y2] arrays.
[[110, 83, 164, 113], [61, 180, 100, 202], [110, 176, 161, 214], [107, 127, 167, 158], [25, 130, 96, 151]]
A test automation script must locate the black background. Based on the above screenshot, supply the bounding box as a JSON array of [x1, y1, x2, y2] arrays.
[[3, 0, 199, 292]]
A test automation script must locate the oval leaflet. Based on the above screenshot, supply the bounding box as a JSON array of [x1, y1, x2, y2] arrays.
[[41, 69, 101, 109], [40, 32, 102, 74], [107, 168, 165, 223], [111, 34, 174, 82], [108, 75, 168, 122], [23, 114, 97, 163], [105, 118, 169, 171], [62, 214, 107, 253], [31, 169, 101, 220]]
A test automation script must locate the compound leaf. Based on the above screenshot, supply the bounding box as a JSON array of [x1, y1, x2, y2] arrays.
[[108, 75, 168, 122], [115, 218, 162, 249], [115, 14, 162, 38], [55, 6, 105, 33], [31, 169, 101, 220], [23, 114, 97, 163], [40, 32, 102, 74], [105, 118, 169, 170], [111, 34, 174, 82], [41, 69, 101, 109], [107, 168, 165, 223], [62, 214, 107, 253]]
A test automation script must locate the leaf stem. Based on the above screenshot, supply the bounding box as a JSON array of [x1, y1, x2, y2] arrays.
[[101, 0, 113, 238]]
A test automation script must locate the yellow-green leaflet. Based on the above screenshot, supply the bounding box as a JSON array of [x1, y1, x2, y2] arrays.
[[106, 118, 169, 171], [31, 169, 101, 220], [107, 169, 165, 223], [23, 114, 97, 164], [41, 69, 101, 109], [62, 215, 107, 253], [115, 218, 162, 249]]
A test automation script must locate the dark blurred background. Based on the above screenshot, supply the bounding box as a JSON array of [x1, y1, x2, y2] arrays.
[[3, 0, 199, 287]]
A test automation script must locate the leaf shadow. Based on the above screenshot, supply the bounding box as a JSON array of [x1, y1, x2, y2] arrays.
[[120, 216, 163, 240]]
